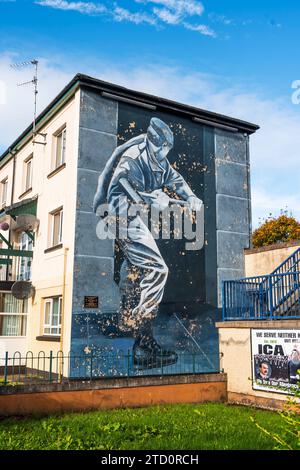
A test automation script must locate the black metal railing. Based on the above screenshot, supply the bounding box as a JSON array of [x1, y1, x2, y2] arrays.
[[0, 349, 220, 386]]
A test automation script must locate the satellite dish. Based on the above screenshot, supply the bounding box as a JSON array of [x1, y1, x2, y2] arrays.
[[15, 214, 39, 232], [12, 281, 35, 300]]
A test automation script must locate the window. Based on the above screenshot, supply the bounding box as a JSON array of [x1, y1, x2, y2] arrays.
[[0, 293, 27, 337], [0, 315, 27, 336], [24, 156, 33, 192], [1, 178, 8, 206], [43, 297, 62, 336], [50, 208, 63, 247], [0, 241, 5, 281], [54, 127, 66, 169], [18, 232, 33, 281]]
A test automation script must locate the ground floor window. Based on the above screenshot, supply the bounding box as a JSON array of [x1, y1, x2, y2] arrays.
[[0, 314, 27, 336], [0, 292, 28, 337], [43, 297, 62, 336]]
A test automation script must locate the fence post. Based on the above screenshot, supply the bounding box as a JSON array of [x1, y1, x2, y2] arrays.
[[269, 276, 274, 319], [293, 254, 297, 288], [259, 282, 264, 318], [4, 351, 8, 385], [90, 350, 93, 381], [49, 350, 53, 383], [59, 352, 64, 384], [192, 351, 196, 374], [127, 349, 131, 377]]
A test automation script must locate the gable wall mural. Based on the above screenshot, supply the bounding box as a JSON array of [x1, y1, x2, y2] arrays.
[[70, 89, 250, 378]]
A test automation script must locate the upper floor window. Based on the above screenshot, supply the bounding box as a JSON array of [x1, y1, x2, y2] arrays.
[[54, 127, 66, 169], [50, 207, 63, 247], [23, 155, 33, 193], [18, 232, 33, 281], [1, 178, 8, 206]]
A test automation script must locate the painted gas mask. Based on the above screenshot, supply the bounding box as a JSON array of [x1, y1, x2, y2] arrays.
[[147, 117, 174, 162]]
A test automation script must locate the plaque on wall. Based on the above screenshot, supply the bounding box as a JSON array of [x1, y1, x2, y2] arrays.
[[84, 296, 99, 309]]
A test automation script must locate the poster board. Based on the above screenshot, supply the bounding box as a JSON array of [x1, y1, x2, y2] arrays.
[[251, 329, 300, 395]]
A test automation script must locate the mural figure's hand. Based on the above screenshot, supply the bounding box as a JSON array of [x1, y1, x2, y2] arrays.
[[187, 196, 203, 211], [150, 190, 170, 211]]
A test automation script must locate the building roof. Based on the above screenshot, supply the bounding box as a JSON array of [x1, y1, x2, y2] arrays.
[[0, 73, 259, 164]]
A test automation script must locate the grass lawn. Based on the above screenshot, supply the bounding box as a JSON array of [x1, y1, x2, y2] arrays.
[[0, 403, 296, 450]]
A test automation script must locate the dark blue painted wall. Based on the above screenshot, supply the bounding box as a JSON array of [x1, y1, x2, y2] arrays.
[[69, 89, 251, 378]]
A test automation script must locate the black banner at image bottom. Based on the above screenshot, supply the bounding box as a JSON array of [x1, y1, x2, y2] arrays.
[[0, 450, 298, 466]]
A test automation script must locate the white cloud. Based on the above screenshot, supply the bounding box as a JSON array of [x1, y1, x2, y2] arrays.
[[136, 0, 204, 17], [35, 0, 159, 26], [36, 1, 156, 25], [0, 79, 6, 105], [252, 189, 300, 227], [137, 0, 212, 35], [113, 6, 157, 26], [35, 0, 215, 37], [1, 52, 299, 227], [208, 13, 233, 26], [152, 7, 180, 24], [35, 0, 107, 15], [151, 4, 215, 37], [184, 22, 216, 37]]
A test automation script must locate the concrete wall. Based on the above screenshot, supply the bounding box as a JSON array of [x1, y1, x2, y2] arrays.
[[0, 373, 227, 416], [71, 89, 120, 355], [215, 130, 251, 306], [70, 90, 253, 376], [245, 241, 300, 277], [217, 320, 300, 409]]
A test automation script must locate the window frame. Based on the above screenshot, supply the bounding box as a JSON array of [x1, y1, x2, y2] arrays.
[[18, 232, 33, 281], [24, 155, 33, 193], [0, 292, 28, 337], [0, 313, 27, 337], [50, 207, 63, 248], [43, 296, 62, 336], [54, 126, 66, 170], [1, 177, 8, 206]]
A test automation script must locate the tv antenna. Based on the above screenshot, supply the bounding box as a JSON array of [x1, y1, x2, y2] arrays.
[[10, 59, 46, 145]]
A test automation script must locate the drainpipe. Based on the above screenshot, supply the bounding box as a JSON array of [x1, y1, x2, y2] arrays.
[[59, 247, 69, 379], [10, 149, 17, 206], [5, 150, 17, 281]]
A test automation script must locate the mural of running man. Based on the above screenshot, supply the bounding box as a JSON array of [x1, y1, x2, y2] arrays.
[[93, 117, 203, 367]]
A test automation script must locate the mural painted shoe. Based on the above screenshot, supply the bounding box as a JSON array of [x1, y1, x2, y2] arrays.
[[133, 337, 178, 369]]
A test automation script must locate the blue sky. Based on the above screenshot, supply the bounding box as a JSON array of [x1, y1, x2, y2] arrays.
[[0, 0, 300, 227]]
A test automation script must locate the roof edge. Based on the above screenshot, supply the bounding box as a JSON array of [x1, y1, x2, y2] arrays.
[[77, 73, 259, 134], [0, 73, 259, 163]]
